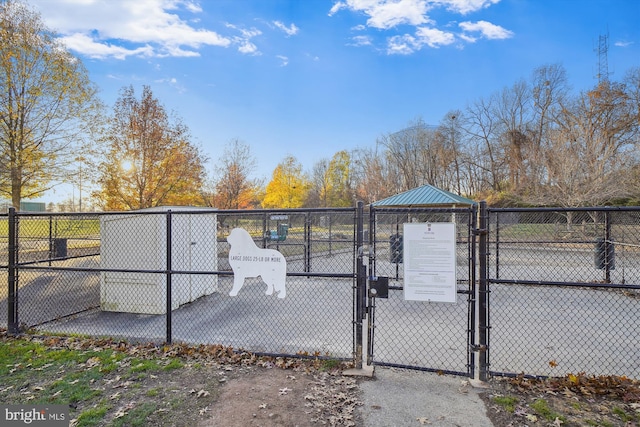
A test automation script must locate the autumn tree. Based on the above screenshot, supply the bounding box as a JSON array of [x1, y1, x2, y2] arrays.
[[324, 150, 354, 207], [95, 85, 207, 210], [351, 145, 398, 204], [262, 155, 308, 208], [0, 0, 100, 208], [210, 139, 261, 209]]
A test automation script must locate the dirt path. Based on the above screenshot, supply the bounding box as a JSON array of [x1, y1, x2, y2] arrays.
[[199, 366, 361, 427]]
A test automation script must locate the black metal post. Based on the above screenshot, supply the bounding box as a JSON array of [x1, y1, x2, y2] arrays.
[[468, 204, 477, 378], [166, 210, 172, 344], [355, 201, 365, 369], [8, 207, 18, 335], [48, 215, 53, 266], [478, 201, 489, 381], [369, 206, 376, 277], [305, 212, 311, 273], [605, 210, 612, 283]]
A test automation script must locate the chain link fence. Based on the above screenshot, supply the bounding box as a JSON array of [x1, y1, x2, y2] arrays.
[[2, 204, 639, 379], [487, 207, 640, 378], [366, 206, 477, 375], [1, 207, 358, 361]]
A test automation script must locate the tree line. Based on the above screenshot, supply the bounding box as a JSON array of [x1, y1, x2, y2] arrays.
[[1, 0, 639, 211]]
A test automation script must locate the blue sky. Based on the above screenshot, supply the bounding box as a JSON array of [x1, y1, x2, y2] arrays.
[[26, 0, 640, 202]]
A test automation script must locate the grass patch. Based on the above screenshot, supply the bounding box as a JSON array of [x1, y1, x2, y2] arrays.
[[492, 395, 519, 413], [612, 406, 634, 423], [111, 402, 157, 427], [318, 358, 341, 371], [0, 335, 224, 426], [163, 358, 184, 370], [76, 404, 110, 426], [530, 399, 566, 423]]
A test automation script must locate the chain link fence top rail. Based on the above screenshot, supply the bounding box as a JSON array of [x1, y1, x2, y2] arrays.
[[1, 208, 359, 361], [487, 207, 640, 379]]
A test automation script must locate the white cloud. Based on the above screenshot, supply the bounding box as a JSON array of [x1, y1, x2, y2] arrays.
[[329, 0, 431, 29], [350, 35, 374, 47], [439, 0, 501, 15], [154, 76, 186, 93], [386, 27, 455, 54], [29, 0, 231, 59], [459, 20, 512, 39], [237, 39, 260, 55], [225, 24, 262, 55], [276, 55, 289, 66], [328, 1, 346, 16], [614, 40, 634, 48], [273, 21, 299, 36], [329, 0, 510, 54], [387, 35, 418, 55], [415, 26, 456, 47], [58, 33, 154, 60]]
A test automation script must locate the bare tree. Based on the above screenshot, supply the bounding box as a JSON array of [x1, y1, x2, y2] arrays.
[[307, 158, 330, 208], [463, 96, 507, 193], [538, 80, 637, 207]]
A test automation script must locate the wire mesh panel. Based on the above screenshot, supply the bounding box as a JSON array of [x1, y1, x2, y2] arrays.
[[4, 208, 358, 360], [488, 207, 640, 379], [368, 206, 476, 375], [172, 209, 357, 358], [489, 283, 640, 378]]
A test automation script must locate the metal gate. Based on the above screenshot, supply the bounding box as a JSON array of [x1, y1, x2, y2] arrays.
[[363, 205, 480, 377]]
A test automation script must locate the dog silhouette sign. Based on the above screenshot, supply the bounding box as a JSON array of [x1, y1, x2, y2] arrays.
[[227, 228, 287, 298]]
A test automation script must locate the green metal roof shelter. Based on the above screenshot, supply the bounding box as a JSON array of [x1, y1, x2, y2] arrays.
[[370, 184, 476, 207]]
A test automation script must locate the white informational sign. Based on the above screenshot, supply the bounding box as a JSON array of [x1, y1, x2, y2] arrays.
[[403, 222, 457, 303], [227, 228, 287, 298]]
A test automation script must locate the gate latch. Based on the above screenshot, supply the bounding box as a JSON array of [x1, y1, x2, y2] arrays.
[[470, 344, 488, 352], [369, 276, 389, 298]]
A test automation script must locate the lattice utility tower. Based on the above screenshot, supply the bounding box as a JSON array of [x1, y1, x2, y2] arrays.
[[596, 32, 612, 83]]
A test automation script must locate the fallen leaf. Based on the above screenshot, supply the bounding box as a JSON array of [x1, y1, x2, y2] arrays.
[[197, 390, 210, 398], [526, 414, 538, 422], [416, 417, 431, 424], [552, 417, 564, 426], [259, 403, 267, 409], [279, 387, 292, 395], [514, 406, 528, 416], [85, 357, 101, 368]]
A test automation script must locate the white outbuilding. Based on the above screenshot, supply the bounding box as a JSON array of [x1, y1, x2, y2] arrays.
[[100, 207, 218, 314]]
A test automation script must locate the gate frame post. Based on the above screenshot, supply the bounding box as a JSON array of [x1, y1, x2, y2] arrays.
[[477, 201, 489, 382], [354, 201, 365, 369]]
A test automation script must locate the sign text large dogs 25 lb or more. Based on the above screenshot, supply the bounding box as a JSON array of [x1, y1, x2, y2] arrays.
[[403, 222, 457, 303]]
